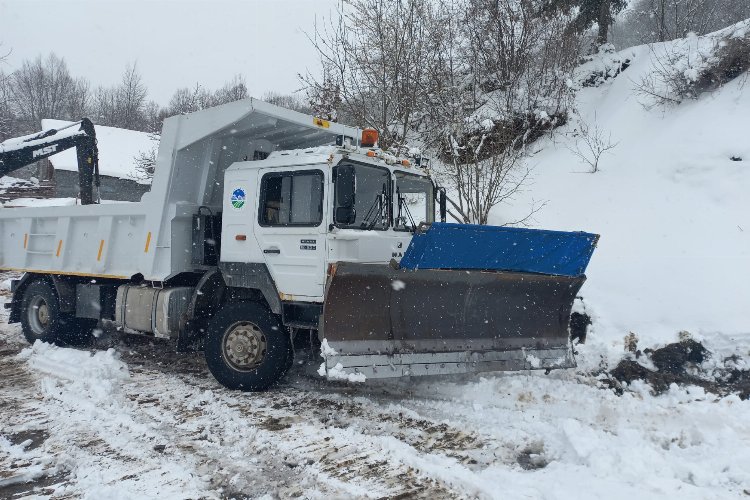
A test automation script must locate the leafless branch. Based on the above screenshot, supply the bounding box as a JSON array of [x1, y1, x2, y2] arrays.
[[567, 116, 618, 173]]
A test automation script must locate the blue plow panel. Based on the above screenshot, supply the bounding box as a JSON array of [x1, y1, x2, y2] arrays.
[[400, 223, 599, 277]]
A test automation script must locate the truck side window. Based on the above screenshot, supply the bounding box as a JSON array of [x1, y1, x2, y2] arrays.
[[394, 171, 434, 231], [259, 170, 324, 226]]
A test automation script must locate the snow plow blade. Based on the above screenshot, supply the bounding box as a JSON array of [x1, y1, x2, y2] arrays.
[[321, 263, 585, 378], [320, 223, 599, 380]]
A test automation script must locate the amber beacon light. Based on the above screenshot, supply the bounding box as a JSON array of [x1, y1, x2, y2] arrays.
[[361, 128, 379, 148]]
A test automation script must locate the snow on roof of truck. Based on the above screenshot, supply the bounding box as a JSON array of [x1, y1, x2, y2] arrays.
[[264, 146, 431, 176], [40, 119, 156, 182], [268, 146, 339, 158]]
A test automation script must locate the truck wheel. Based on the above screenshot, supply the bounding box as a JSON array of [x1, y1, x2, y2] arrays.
[[20, 280, 75, 345], [204, 302, 291, 391]]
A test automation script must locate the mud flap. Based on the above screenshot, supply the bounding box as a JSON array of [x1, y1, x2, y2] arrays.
[[320, 262, 585, 379]]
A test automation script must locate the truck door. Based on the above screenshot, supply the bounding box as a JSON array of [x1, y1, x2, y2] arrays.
[[253, 167, 327, 300]]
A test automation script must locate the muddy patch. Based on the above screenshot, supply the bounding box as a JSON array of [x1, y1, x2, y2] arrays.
[[6, 429, 49, 451], [0, 471, 70, 499], [260, 416, 295, 431], [605, 338, 750, 399]]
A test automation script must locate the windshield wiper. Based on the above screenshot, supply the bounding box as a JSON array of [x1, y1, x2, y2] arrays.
[[359, 183, 389, 230], [397, 188, 417, 232], [359, 194, 382, 229]]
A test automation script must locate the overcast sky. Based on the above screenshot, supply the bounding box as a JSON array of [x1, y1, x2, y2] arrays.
[[0, 0, 337, 105]]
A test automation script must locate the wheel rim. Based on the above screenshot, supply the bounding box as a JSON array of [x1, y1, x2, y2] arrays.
[[28, 296, 50, 336], [221, 321, 268, 371]]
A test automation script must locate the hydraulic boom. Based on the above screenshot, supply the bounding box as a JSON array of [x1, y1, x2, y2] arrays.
[[0, 118, 100, 204]]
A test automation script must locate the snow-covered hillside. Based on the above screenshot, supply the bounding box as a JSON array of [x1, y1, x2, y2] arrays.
[[499, 25, 750, 359]]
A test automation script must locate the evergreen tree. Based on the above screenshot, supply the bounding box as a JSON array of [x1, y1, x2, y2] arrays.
[[543, 0, 627, 47]]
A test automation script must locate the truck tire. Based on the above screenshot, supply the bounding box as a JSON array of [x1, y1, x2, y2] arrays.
[[19, 280, 87, 346], [204, 302, 291, 391]]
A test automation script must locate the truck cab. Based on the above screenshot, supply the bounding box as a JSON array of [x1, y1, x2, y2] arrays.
[[220, 147, 435, 303]]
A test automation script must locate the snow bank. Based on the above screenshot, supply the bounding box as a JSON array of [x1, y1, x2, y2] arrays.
[[405, 371, 750, 498], [12, 341, 208, 499], [318, 339, 367, 382], [320, 338, 338, 357], [496, 28, 750, 354], [18, 341, 129, 398], [318, 362, 367, 383], [0, 175, 38, 189]]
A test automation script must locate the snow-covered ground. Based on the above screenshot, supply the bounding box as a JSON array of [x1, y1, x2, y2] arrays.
[[1, 278, 749, 499]]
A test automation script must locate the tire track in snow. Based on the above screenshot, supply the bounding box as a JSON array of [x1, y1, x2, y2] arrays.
[[117, 339, 547, 498], [118, 339, 522, 498], [120, 349, 467, 499], [2, 322, 467, 498], [0, 325, 69, 498]]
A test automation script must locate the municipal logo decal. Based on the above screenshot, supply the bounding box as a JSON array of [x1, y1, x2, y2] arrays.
[[231, 188, 246, 209]]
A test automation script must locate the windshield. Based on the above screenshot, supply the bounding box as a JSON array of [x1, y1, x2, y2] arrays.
[[334, 162, 390, 230], [394, 171, 434, 231]]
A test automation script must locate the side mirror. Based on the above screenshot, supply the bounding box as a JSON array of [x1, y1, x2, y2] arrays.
[[335, 206, 357, 225], [438, 189, 447, 223]]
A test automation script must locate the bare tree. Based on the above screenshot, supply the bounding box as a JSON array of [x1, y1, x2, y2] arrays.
[[141, 100, 163, 134], [567, 115, 618, 172], [432, 0, 578, 223], [302, 0, 437, 151], [164, 77, 248, 118], [91, 63, 148, 130], [303, 0, 581, 224], [461, 0, 580, 123], [305, 65, 341, 121], [10, 53, 76, 130], [0, 70, 14, 140], [262, 91, 311, 114], [116, 63, 148, 130], [64, 77, 91, 122], [92, 85, 116, 125], [0, 47, 14, 140], [213, 75, 248, 105], [167, 86, 198, 115], [614, 0, 750, 46], [131, 133, 160, 183], [442, 137, 545, 225], [634, 25, 750, 107], [165, 84, 212, 115]]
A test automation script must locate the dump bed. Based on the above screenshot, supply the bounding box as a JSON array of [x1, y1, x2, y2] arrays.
[[0, 203, 149, 279], [0, 99, 359, 280]]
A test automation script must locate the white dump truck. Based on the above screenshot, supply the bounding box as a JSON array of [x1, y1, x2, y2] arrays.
[[1, 99, 598, 391]]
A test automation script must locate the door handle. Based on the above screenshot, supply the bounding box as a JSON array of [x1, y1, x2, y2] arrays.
[[263, 248, 281, 254]]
